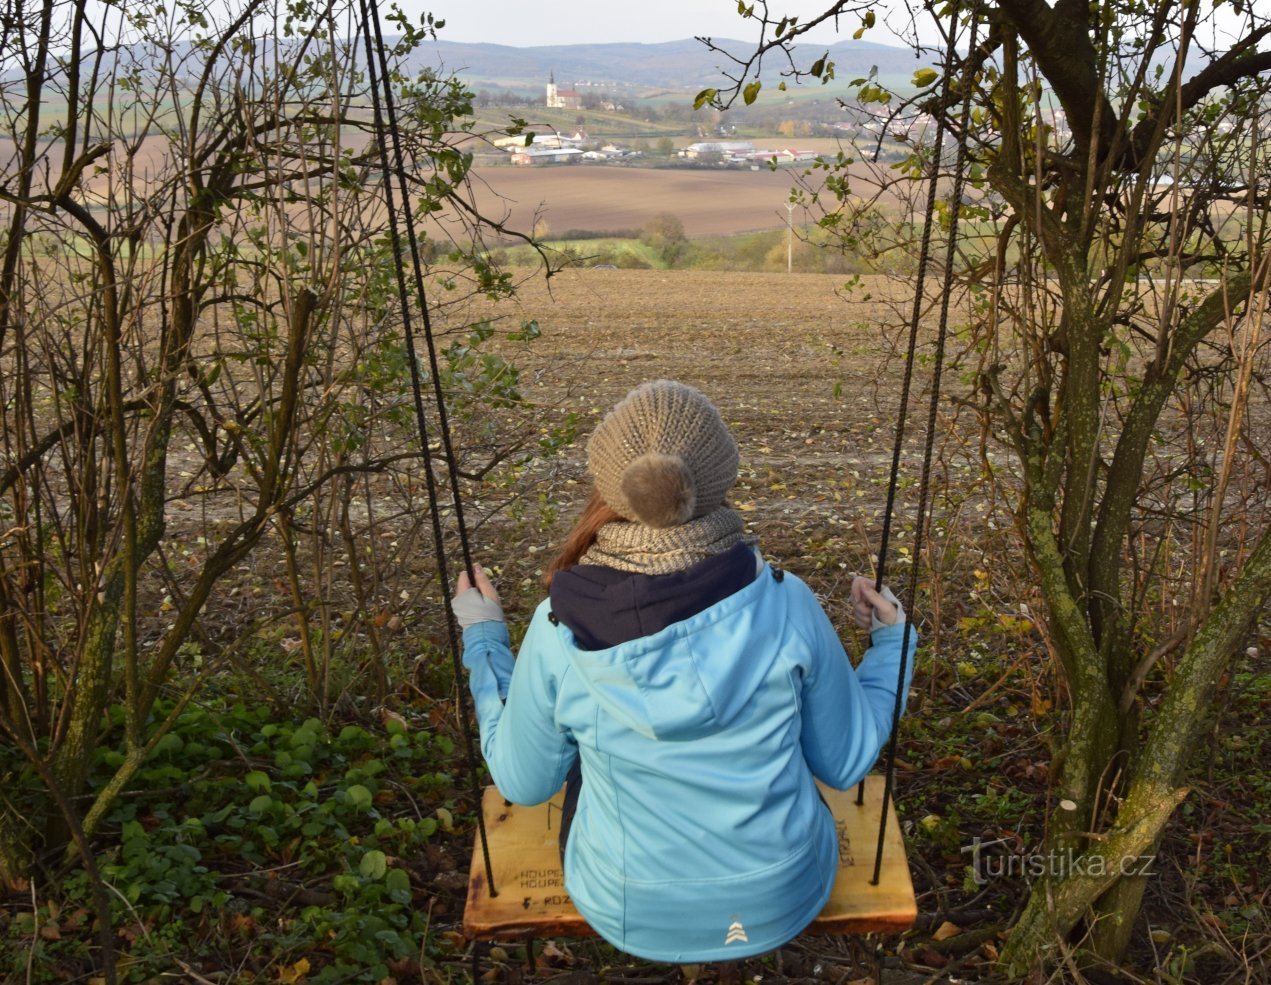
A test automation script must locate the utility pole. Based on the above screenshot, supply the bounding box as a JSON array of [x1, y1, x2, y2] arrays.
[[786, 201, 796, 273]]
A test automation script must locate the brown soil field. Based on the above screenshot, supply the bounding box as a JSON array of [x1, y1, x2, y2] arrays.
[[2, 134, 882, 242], [485, 267, 918, 421], [465, 163, 886, 238]]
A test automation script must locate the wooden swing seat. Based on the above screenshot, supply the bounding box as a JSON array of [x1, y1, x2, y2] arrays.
[[464, 774, 916, 941]]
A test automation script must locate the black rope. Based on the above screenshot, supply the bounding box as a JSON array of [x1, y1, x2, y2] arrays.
[[871, 4, 981, 886], [856, 0, 964, 811], [353, 0, 496, 895]]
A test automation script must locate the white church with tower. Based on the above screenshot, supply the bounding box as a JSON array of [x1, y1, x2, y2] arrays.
[[546, 73, 583, 110]]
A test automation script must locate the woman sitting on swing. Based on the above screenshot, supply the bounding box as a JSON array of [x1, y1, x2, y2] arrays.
[[453, 380, 917, 961]]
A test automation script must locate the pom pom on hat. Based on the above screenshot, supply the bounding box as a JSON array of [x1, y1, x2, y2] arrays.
[[588, 380, 738, 526], [620, 452, 695, 528]]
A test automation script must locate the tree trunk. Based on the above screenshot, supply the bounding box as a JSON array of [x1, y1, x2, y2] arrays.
[[1088, 863, 1154, 963], [1000, 527, 1271, 974], [51, 578, 125, 799], [999, 786, 1186, 975]]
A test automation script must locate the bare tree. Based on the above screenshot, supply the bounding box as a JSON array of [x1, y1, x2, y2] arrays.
[[0, 0, 536, 888]]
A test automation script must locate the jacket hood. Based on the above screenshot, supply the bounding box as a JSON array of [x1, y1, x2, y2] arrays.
[[559, 567, 788, 740]]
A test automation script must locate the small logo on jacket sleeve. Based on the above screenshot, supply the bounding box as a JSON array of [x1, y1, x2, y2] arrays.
[[724, 917, 749, 945]]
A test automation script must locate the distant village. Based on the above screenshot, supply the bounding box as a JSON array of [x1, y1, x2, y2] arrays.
[[478, 74, 1087, 168], [484, 75, 822, 168]]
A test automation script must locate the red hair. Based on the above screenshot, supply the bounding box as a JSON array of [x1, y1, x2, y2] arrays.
[[544, 488, 624, 588]]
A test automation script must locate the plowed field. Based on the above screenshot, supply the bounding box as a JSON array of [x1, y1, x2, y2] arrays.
[[466, 162, 890, 237]]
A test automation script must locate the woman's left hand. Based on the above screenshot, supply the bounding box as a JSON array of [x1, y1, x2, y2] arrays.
[[452, 564, 505, 629]]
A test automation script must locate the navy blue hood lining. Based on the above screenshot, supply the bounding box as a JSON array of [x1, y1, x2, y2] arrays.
[[549, 542, 757, 651]]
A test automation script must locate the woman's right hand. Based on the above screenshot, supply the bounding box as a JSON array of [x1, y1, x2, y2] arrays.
[[850, 577, 906, 632], [451, 564, 506, 629]]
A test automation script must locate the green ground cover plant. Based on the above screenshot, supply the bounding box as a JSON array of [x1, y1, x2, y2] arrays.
[[2, 701, 456, 983]]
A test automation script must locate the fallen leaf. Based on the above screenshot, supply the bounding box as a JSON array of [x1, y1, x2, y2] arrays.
[[438, 930, 466, 952], [277, 957, 309, 984], [379, 708, 408, 731], [916, 946, 947, 968], [933, 920, 961, 941], [539, 939, 573, 966]]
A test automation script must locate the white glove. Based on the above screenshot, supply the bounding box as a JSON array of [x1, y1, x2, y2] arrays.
[[851, 577, 907, 633], [451, 565, 505, 629], [872, 584, 906, 633]]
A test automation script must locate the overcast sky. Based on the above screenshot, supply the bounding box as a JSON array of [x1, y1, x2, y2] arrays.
[[402, 1, 1256, 52], [411, 1, 930, 48]]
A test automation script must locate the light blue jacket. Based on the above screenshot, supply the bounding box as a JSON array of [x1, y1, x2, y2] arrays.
[[462, 563, 916, 961]]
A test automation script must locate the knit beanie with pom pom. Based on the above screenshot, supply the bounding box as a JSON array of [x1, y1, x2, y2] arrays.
[[587, 380, 739, 528]]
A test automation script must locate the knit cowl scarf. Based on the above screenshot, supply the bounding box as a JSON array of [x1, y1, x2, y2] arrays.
[[579, 505, 752, 575]]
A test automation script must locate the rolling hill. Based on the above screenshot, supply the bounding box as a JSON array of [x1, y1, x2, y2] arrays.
[[410, 37, 920, 92]]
